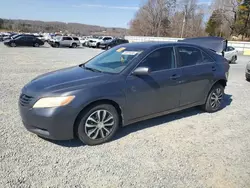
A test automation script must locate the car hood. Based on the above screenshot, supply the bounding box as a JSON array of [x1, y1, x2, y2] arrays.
[[22, 66, 110, 95]]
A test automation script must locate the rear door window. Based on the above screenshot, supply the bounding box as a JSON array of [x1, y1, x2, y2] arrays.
[[103, 37, 112, 41], [63, 37, 72, 40], [26, 36, 34, 41], [73, 37, 79, 41], [201, 51, 215, 63], [177, 46, 203, 67]]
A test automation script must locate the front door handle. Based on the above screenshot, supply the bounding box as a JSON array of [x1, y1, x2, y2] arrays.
[[170, 74, 181, 80]]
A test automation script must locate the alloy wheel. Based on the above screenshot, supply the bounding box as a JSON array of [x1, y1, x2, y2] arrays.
[[85, 110, 115, 140], [210, 88, 223, 109], [10, 42, 16, 47]]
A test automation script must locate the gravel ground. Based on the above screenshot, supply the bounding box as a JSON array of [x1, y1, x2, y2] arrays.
[[0, 43, 250, 188]]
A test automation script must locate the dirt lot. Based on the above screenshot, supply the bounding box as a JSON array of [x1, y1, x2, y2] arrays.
[[0, 43, 250, 188]]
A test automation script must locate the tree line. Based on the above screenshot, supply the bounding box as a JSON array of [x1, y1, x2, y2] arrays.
[[129, 0, 250, 40], [0, 18, 127, 36]]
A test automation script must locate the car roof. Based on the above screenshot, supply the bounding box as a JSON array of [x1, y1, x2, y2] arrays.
[[117, 41, 203, 50]]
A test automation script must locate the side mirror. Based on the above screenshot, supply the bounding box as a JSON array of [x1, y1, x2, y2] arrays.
[[132, 67, 150, 76]]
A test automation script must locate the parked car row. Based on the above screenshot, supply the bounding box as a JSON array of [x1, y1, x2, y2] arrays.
[[0, 32, 237, 64], [81, 36, 129, 50]]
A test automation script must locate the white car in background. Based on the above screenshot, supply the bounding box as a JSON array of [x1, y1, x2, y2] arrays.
[[79, 36, 91, 46], [224, 46, 238, 63], [88, 36, 113, 48]]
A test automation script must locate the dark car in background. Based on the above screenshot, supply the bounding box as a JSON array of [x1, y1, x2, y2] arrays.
[[99, 38, 129, 50], [0, 34, 6, 41], [4, 35, 44, 47], [2, 33, 18, 41], [18, 37, 229, 146]]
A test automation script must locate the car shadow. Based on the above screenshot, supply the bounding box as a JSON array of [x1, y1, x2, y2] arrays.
[[6, 46, 50, 48], [112, 93, 232, 142], [45, 94, 232, 147]]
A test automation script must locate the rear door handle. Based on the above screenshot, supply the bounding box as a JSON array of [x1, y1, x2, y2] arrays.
[[212, 66, 216, 71], [170, 74, 181, 80]]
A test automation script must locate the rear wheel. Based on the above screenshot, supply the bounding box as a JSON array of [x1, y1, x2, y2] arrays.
[[34, 43, 40, 47], [231, 56, 237, 64], [77, 104, 119, 145], [202, 84, 224, 113], [72, 43, 77, 48], [10, 42, 16, 47]]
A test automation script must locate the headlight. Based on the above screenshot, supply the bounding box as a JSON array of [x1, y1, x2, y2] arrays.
[[33, 96, 75, 108]]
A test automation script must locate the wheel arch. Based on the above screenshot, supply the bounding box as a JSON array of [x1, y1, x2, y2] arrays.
[[213, 79, 227, 88], [73, 99, 123, 138], [204, 79, 227, 101]]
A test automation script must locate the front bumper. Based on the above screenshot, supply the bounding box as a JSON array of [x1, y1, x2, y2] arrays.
[[88, 42, 97, 47], [99, 44, 107, 49], [18, 102, 77, 140]]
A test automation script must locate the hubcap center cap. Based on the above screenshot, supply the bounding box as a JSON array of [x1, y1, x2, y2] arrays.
[[97, 122, 104, 129]]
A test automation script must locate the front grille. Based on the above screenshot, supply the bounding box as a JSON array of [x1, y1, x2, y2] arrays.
[[19, 94, 34, 107]]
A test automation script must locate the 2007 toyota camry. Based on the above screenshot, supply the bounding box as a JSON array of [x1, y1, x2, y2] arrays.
[[19, 37, 230, 145]]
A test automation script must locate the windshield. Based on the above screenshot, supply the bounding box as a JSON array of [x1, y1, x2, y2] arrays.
[[55, 36, 61, 40], [12, 34, 20, 39], [84, 47, 144, 74]]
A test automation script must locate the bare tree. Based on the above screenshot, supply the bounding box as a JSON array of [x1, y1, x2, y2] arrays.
[[129, 0, 176, 36], [170, 0, 206, 37], [210, 0, 241, 37]]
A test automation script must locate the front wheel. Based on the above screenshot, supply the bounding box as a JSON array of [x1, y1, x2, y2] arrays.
[[10, 42, 16, 47], [201, 84, 224, 113], [231, 56, 237, 63], [54, 43, 59, 48], [77, 104, 120, 145]]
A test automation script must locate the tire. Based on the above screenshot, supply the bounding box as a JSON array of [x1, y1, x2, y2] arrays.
[[10, 42, 16, 47], [233, 55, 237, 63], [107, 46, 111, 50], [96, 43, 100, 48], [72, 43, 77, 48], [246, 74, 250, 81], [34, 43, 40, 47], [54, 43, 59, 48], [201, 84, 225, 113], [230, 56, 237, 64], [77, 104, 120, 145]]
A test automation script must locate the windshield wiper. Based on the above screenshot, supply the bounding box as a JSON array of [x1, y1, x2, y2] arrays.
[[81, 64, 103, 73]]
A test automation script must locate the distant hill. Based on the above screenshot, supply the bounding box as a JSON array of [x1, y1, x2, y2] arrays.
[[0, 18, 128, 36]]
